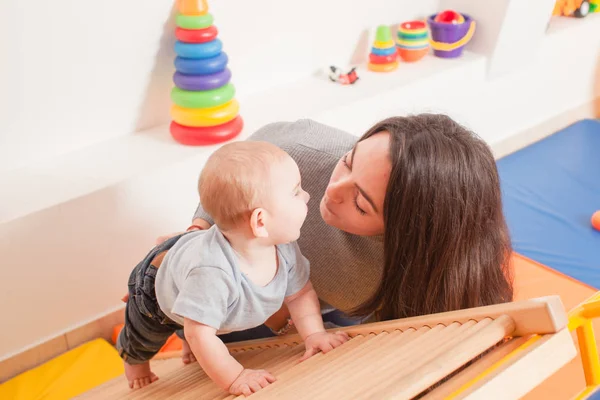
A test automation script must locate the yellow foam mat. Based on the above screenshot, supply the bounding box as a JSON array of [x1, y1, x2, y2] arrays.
[[0, 338, 123, 400]]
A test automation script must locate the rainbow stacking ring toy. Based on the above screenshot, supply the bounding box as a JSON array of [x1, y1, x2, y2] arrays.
[[169, 0, 243, 146], [368, 25, 398, 72]]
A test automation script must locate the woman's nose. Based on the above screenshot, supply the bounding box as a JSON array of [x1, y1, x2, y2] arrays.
[[326, 181, 344, 204]]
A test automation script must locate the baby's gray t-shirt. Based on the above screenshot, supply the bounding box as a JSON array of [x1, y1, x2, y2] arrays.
[[155, 226, 310, 333]]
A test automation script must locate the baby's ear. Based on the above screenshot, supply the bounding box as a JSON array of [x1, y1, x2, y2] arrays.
[[249, 208, 269, 238]]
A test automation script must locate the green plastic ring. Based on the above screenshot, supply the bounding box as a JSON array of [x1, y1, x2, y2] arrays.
[[171, 84, 236, 109], [397, 31, 428, 40], [176, 13, 214, 30]]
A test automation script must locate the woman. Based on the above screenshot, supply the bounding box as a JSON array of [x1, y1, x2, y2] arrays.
[[172, 114, 513, 342]]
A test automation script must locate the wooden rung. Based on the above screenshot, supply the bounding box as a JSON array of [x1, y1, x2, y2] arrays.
[[300, 328, 437, 399], [226, 296, 567, 352], [314, 323, 466, 400], [250, 325, 447, 400], [372, 315, 515, 399], [242, 334, 382, 399]]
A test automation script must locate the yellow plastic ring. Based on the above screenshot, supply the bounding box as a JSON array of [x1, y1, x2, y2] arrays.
[[176, 0, 208, 16], [368, 61, 398, 72], [170, 99, 240, 127], [373, 40, 396, 49]]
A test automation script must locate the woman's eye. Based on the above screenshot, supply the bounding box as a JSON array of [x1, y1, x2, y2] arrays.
[[342, 154, 351, 169], [354, 197, 366, 215]]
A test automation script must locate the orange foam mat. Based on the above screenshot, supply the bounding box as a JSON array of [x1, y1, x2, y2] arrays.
[[512, 252, 599, 400]]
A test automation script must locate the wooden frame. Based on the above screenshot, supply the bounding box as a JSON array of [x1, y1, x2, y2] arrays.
[[77, 296, 575, 400], [223, 295, 567, 352]]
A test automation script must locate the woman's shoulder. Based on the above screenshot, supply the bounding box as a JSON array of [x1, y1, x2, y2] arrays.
[[248, 119, 356, 159]]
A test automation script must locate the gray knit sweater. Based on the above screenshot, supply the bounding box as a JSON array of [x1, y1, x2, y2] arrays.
[[193, 119, 384, 314]]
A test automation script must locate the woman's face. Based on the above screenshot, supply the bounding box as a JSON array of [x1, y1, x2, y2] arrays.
[[320, 131, 392, 236]]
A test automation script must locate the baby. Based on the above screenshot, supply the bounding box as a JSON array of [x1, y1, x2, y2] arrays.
[[117, 141, 349, 396]]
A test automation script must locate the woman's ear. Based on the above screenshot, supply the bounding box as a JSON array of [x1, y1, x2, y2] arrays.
[[250, 208, 269, 238]]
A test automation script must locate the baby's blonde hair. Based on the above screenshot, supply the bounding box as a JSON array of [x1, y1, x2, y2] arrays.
[[198, 141, 289, 230]]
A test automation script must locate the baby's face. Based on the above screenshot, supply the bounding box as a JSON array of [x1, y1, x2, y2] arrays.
[[263, 156, 310, 244]]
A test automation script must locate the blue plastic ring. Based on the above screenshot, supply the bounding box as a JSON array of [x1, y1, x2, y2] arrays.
[[175, 52, 229, 75], [371, 47, 397, 56], [174, 39, 223, 59]]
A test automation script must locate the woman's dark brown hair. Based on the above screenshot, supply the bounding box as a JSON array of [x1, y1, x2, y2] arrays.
[[352, 114, 513, 321]]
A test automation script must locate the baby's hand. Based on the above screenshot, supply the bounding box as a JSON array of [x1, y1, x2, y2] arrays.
[[300, 331, 350, 362], [229, 369, 276, 396]]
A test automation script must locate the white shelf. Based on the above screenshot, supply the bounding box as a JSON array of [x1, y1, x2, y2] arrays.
[[1, 51, 487, 225], [546, 11, 600, 35]]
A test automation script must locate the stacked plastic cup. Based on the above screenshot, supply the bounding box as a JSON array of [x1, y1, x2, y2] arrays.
[[396, 21, 430, 62], [170, 0, 243, 146]]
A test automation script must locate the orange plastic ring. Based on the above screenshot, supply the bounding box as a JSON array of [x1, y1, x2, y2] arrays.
[[176, 0, 208, 16], [368, 61, 398, 72]]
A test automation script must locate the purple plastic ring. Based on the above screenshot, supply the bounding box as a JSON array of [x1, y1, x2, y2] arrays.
[[173, 69, 232, 91]]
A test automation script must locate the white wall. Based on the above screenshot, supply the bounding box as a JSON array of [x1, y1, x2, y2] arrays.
[[0, 0, 176, 173], [0, 0, 440, 173], [0, 155, 201, 360]]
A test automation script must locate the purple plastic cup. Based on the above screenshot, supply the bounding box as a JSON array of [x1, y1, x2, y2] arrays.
[[427, 13, 473, 58]]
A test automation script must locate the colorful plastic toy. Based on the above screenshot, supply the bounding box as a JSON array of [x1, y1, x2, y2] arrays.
[[176, 0, 209, 15], [434, 10, 465, 24], [368, 25, 398, 72], [328, 66, 359, 85], [174, 39, 223, 59], [173, 69, 232, 91], [175, 26, 218, 43], [174, 53, 229, 75], [170, 0, 243, 145], [552, 0, 599, 17], [396, 21, 429, 62], [428, 11, 476, 58], [592, 210, 600, 231], [170, 117, 244, 145]]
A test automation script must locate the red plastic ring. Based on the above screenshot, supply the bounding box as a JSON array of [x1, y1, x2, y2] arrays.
[[170, 116, 243, 146], [369, 53, 398, 64], [175, 26, 218, 43]]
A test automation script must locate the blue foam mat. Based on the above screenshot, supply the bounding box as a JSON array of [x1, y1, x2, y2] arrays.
[[498, 119, 600, 288], [588, 388, 600, 400]]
